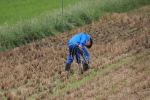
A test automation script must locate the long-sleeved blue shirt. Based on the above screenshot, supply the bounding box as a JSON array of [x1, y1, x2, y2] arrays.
[[68, 33, 90, 47]]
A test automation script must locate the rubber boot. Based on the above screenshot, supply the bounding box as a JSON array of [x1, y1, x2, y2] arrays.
[[83, 63, 89, 71], [65, 63, 71, 71]]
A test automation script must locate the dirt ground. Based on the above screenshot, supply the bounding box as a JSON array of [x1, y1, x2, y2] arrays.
[[0, 6, 150, 100]]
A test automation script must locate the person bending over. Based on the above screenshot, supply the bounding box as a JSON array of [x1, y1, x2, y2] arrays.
[[65, 33, 93, 72]]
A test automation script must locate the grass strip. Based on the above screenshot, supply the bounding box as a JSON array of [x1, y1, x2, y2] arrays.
[[52, 57, 131, 97]]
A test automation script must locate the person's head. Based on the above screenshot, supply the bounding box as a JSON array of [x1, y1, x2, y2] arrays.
[[85, 38, 93, 48]]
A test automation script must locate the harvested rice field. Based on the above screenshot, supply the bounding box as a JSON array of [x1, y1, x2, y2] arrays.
[[0, 6, 150, 100]]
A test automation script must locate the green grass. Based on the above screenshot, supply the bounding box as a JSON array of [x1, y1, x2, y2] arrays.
[[0, 0, 83, 25], [0, 0, 150, 52]]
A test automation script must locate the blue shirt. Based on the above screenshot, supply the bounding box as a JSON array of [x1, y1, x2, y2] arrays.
[[68, 33, 90, 47]]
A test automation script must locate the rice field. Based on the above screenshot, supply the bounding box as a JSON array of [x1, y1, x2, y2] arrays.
[[0, 6, 150, 100]]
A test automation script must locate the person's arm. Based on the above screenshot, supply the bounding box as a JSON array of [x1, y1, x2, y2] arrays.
[[79, 36, 86, 48], [82, 47, 90, 63]]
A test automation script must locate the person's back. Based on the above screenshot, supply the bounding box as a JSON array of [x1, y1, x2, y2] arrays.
[[68, 33, 90, 47]]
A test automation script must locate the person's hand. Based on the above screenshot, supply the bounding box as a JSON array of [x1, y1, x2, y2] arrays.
[[78, 45, 82, 50]]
